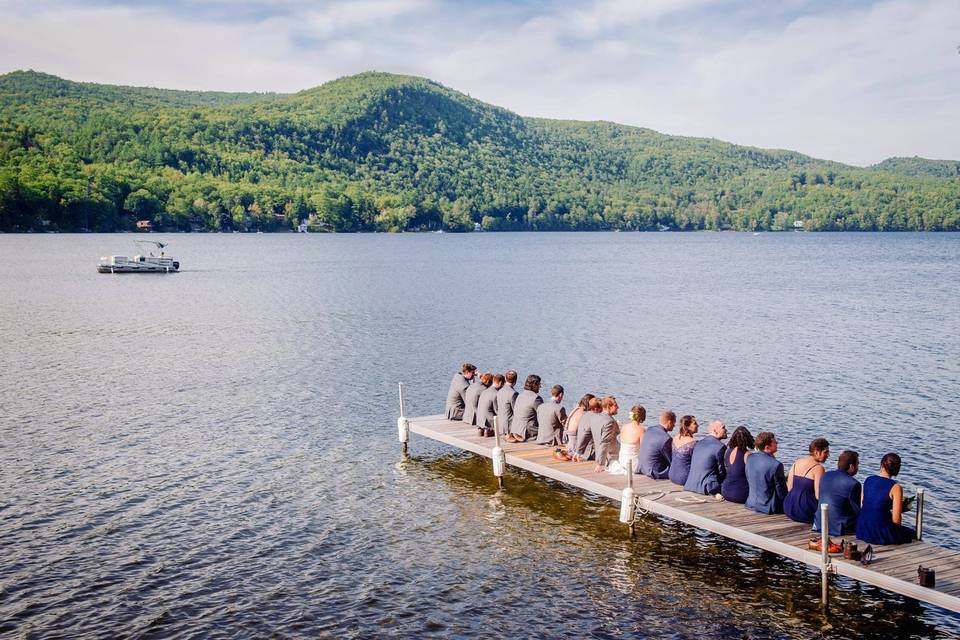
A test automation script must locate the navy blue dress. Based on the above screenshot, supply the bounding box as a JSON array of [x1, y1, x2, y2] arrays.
[[721, 448, 750, 504], [784, 466, 819, 524], [855, 476, 915, 545], [668, 440, 695, 487]]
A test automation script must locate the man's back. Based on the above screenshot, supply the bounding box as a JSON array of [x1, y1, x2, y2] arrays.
[[592, 413, 620, 466], [476, 386, 499, 429], [814, 469, 862, 535], [462, 382, 484, 425], [535, 400, 566, 445], [745, 451, 787, 514], [575, 411, 597, 459], [684, 436, 726, 495], [496, 384, 517, 434], [445, 373, 469, 420], [638, 425, 672, 479], [510, 390, 542, 439]]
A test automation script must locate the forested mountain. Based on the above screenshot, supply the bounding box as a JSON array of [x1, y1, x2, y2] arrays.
[[1, 70, 957, 232]]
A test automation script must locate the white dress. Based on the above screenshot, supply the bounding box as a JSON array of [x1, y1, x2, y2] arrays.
[[610, 441, 641, 475]]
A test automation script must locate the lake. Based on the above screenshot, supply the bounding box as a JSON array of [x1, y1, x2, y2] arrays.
[[1, 232, 959, 638]]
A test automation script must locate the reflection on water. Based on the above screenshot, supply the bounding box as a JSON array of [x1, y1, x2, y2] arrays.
[[1, 232, 959, 638]]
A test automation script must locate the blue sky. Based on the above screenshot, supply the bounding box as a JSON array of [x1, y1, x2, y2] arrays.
[[1, 0, 957, 165]]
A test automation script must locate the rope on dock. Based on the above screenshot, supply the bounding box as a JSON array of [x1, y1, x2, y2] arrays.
[[631, 491, 666, 523]]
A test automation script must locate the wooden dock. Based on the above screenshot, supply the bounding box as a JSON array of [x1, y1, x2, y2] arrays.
[[405, 414, 960, 614]]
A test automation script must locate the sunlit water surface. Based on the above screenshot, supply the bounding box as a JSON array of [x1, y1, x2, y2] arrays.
[[1, 232, 959, 638]]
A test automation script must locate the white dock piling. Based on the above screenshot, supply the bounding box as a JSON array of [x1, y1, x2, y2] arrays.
[[820, 503, 830, 608], [397, 382, 409, 455], [620, 460, 636, 538], [491, 417, 505, 489]]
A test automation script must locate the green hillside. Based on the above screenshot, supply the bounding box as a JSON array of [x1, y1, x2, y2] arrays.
[[0, 70, 957, 232], [870, 157, 960, 179]]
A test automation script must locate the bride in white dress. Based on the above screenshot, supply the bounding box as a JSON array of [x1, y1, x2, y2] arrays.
[[610, 405, 646, 474]]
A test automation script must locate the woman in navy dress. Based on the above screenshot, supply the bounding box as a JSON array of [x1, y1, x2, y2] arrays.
[[784, 438, 829, 524], [856, 453, 915, 545], [668, 415, 698, 486], [721, 427, 754, 504]]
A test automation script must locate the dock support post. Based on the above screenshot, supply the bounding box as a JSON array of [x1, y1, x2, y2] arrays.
[[491, 417, 505, 489], [397, 382, 409, 456], [620, 460, 637, 539], [915, 488, 925, 541], [820, 503, 830, 609]]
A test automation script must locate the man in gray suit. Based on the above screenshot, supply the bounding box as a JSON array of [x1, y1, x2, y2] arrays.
[[462, 371, 489, 426], [592, 396, 621, 472], [574, 397, 603, 460], [505, 374, 543, 442], [536, 384, 567, 446], [444, 363, 476, 420], [476, 373, 501, 436], [495, 370, 518, 437]]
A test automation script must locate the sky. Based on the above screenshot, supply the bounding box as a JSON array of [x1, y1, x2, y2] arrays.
[[0, 0, 957, 166]]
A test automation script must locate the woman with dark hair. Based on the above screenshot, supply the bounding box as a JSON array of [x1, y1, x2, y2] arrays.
[[721, 426, 754, 504], [668, 415, 698, 486], [784, 438, 830, 524], [565, 393, 596, 458], [856, 453, 916, 545]]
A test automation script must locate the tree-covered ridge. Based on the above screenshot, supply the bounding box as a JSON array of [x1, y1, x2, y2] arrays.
[[870, 157, 960, 179], [1, 69, 957, 233], [0, 70, 276, 109]]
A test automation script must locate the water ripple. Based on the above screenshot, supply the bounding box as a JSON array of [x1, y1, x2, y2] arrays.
[[1, 233, 959, 638]]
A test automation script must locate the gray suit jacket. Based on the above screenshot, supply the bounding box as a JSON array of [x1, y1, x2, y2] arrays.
[[575, 411, 598, 459], [535, 399, 567, 445], [510, 389, 542, 439], [592, 413, 620, 467], [496, 384, 518, 435], [462, 381, 485, 426], [476, 385, 499, 429], [445, 373, 470, 420]]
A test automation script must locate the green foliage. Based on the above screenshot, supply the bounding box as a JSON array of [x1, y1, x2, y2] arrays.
[[1, 70, 957, 233], [870, 157, 960, 179]]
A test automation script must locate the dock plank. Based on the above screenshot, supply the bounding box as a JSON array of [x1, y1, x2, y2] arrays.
[[406, 415, 960, 613]]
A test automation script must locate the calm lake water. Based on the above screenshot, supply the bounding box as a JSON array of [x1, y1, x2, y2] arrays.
[[1, 232, 959, 638]]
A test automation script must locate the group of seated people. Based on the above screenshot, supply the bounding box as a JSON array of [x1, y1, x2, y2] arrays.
[[445, 363, 916, 548]]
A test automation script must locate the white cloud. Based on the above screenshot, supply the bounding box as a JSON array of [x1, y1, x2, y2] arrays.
[[304, 0, 433, 37], [0, 0, 957, 164], [0, 8, 315, 91], [565, 0, 722, 37]]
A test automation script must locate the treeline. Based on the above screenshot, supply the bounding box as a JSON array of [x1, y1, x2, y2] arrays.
[[1, 70, 958, 233]]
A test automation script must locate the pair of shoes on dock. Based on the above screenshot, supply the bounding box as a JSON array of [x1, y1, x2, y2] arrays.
[[808, 537, 843, 554], [553, 448, 572, 461], [476, 428, 494, 437]]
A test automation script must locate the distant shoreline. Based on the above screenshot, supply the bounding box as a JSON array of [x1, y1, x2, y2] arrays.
[[3, 229, 958, 235]]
